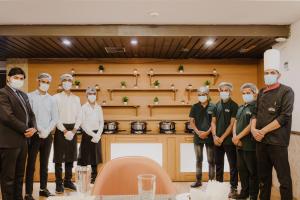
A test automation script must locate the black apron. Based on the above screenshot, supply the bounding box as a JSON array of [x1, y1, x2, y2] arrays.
[[53, 124, 78, 163], [77, 130, 102, 166]]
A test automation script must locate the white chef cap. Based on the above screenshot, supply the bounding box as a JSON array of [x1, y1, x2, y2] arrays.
[[86, 86, 97, 94], [37, 73, 52, 82], [218, 82, 233, 91], [60, 73, 73, 82], [240, 83, 258, 94], [197, 86, 209, 94], [264, 49, 280, 72]]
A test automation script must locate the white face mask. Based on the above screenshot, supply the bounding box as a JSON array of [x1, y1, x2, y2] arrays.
[[198, 95, 208, 103], [39, 83, 50, 92], [264, 74, 278, 85], [242, 94, 254, 103], [88, 95, 97, 103], [220, 91, 230, 101], [10, 78, 24, 90], [62, 81, 72, 91]]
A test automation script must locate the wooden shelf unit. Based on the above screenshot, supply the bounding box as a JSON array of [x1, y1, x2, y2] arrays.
[[73, 73, 140, 86], [57, 88, 100, 92], [185, 87, 219, 100], [107, 88, 178, 100], [101, 104, 140, 116], [148, 104, 192, 116], [147, 72, 219, 86]]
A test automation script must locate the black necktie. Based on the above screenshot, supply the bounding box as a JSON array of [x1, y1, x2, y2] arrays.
[[15, 90, 29, 126]]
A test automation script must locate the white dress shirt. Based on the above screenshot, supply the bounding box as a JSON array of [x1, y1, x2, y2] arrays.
[[28, 90, 58, 134], [54, 91, 82, 132], [81, 102, 104, 136]]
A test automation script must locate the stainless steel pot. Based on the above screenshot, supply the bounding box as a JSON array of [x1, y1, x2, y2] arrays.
[[103, 121, 119, 134], [131, 121, 147, 134], [159, 121, 176, 134], [185, 121, 194, 133]]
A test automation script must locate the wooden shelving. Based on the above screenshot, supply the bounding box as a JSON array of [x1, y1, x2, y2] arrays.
[[148, 104, 192, 116], [102, 104, 140, 116], [107, 88, 178, 100], [57, 88, 100, 92], [73, 73, 140, 85], [185, 87, 219, 100], [147, 72, 219, 86]]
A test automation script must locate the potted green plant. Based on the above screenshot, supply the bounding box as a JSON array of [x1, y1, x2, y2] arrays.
[[170, 83, 175, 90], [98, 65, 104, 73], [95, 84, 100, 90], [120, 81, 127, 89], [178, 64, 184, 73], [204, 80, 211, 88], [153, 80, 160, 88], [212, 68, 217, 75], [71, 68, 75, 75], [154, 97, 159, 105], [74, 80, 80, 89], [122, 96, 129, 105]]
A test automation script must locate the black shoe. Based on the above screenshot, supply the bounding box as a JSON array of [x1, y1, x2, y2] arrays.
[[231, 193, 249, 200], [228, 187, 238, 198], [190, 181, 202, 188], [91, 178, 95, 184], [39, 188, 55, 197], [64, 181, 77, 191], [24, 194, 35, 200], [55, 184, 64, 194]]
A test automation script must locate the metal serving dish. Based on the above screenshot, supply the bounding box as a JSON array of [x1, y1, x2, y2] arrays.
[[103, 121, 119, 134], [159, 121, 176, 134], [131, 121, 147, 134]]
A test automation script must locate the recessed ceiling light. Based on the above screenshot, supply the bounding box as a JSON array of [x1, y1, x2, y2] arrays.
[[131, 39, 138, 46], [62, 38, 72, 46], [205, 39, 214, 46], [275, 37, 287, 42], [149, 11, 160, 17]]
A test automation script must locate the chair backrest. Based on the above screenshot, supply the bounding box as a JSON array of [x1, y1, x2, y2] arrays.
[[92, 156, 176, 195]]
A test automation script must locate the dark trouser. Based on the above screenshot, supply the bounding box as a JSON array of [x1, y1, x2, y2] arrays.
[[256, 143, 293, 200], [0, 142, 27, 200], [194, 143, 215, 182], [215, 144, 238, 189], [25, 135, 53, 195], [55, 162, 74, 185], [237, 149, 259, 198]]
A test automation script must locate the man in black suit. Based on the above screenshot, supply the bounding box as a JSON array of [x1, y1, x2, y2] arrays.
[[0, 67, 37, 200]]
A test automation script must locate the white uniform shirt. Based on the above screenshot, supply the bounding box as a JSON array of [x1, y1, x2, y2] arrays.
[[54, 91, 82, 132], [81, 102, 104, 136], [28, 90, 58, 133]]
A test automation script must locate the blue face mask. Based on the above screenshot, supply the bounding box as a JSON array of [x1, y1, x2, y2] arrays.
[[220, 92, 230, 101], [264, 74, 278, 85], [242, 94, 254, 103]]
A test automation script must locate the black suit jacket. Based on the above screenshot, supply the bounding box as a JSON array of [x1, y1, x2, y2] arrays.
[[0, 85, 37, 148]]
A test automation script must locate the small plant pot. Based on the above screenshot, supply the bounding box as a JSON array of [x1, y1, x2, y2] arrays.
[[154, 85, 159, 89], [99, 70, 104, 73], [123, 101, 128, 105], [121, 86, 126, 89], [95, 86, 100, 90], [154, 101, 159, 105], [75, 85, 80, 89], [205, 85, 210, 89], [179, 70, 184, 73]]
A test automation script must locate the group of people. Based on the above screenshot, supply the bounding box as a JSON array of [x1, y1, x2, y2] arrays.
[[0, 48, 295, 200], [189, 48, 294, 200], [0, 69, 104, 200]]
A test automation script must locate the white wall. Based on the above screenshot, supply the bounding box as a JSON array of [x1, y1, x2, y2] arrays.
[[273, 19, 300, 199]]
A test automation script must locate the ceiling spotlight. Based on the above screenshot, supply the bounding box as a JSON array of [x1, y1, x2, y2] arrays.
[[275, 37, 287, 43], [149, 11, 160, 17], [62, 38, 72, 46], [131, 39, 138, 46], [205, 39, 214, 46]]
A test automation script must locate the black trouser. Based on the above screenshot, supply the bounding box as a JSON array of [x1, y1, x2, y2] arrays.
[[0, 142, 27, 200], [194, 143, 215, 182], [256, 143, 293, 200], [237, 149, 259, 198], [55, 162, 74, 185], [215, 144, 238, 189], [25, 135, 53, 195]]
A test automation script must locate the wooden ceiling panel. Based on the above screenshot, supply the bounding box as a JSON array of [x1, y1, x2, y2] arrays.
[[0, 36, 277, 60]]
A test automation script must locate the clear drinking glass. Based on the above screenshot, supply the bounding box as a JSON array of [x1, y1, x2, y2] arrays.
[[138, 174, 156, 200], [76, 165, 91, 196]]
